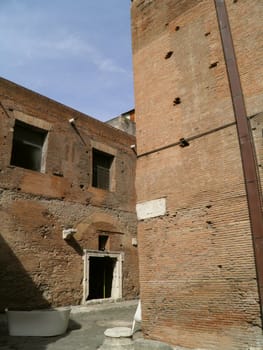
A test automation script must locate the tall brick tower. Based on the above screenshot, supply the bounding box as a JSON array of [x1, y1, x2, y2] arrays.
[[131, 0, 263, 349]]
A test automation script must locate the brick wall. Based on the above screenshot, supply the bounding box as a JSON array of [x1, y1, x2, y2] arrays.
[[132, 0, 263, 349], [0, 77, 139, 311]]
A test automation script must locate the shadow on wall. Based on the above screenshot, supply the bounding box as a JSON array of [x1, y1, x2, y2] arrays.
[[0, 235, 82, 349], [0, 234, 50, 312]]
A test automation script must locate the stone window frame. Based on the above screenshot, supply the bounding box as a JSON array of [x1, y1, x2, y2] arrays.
[[11, 110, 52, 173], [90, 140, 117, 192]]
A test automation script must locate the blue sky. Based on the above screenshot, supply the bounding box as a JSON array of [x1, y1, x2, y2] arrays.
[[0, 0, 134, 121]]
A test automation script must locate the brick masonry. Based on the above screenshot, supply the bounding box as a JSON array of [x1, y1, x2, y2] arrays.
[[132, 0, 263, 349], [0, 77, 139, 311]]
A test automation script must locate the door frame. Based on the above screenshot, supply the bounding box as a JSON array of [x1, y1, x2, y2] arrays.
[[82, 249, 124, 303]]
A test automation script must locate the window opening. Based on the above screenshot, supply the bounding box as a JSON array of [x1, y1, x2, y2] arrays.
[[92, 149, 114, 190], [99, 235, 109, 251], [10, 120, 47, 172]]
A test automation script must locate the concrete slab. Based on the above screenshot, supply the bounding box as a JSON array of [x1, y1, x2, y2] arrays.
[[104, 327, 132, 338], [134, 338, 174, 350]]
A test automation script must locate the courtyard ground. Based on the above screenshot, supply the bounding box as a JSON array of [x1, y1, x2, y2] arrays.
[[0, 300, 139, 350]]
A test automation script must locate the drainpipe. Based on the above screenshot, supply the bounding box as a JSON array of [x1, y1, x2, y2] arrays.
[[214, 0, 263, 321]]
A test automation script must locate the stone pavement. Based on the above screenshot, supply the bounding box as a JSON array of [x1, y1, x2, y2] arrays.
[[0, 300, 139, 350]]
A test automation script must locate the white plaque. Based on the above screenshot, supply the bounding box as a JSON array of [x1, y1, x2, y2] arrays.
[[136, 198, 166, 220]]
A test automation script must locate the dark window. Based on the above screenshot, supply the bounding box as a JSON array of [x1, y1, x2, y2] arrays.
[[92, 149, 114, 190], [10, 120, 47, 172], [99, 235, 109, 251]]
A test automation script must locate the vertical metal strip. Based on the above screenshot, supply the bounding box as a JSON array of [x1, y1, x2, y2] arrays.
[[82, 252, 86, 304], [214, 0, 263, 320]]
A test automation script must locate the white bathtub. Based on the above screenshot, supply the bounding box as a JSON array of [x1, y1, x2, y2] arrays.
[[6, 307, 71, 336]]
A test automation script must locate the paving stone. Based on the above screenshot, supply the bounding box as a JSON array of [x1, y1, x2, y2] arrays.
[[134, 338, 174, 350], [99, 326, 133, 350]]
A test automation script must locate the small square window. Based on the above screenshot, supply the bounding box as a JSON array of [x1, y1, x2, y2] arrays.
[[98, 235, 109, 251], [92, 149, 114, 190], [10, 120, 48, 172]]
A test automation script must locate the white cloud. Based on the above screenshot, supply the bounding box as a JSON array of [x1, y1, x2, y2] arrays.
[[0, 0, 134, 121], [0, 22, 127, 75], [0, 1, 131, 76], [98, 58, 126, 73]]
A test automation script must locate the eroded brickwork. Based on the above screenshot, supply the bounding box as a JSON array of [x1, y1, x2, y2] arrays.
[[132, 0, 263, 349], [0, 77, 139, 311]]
